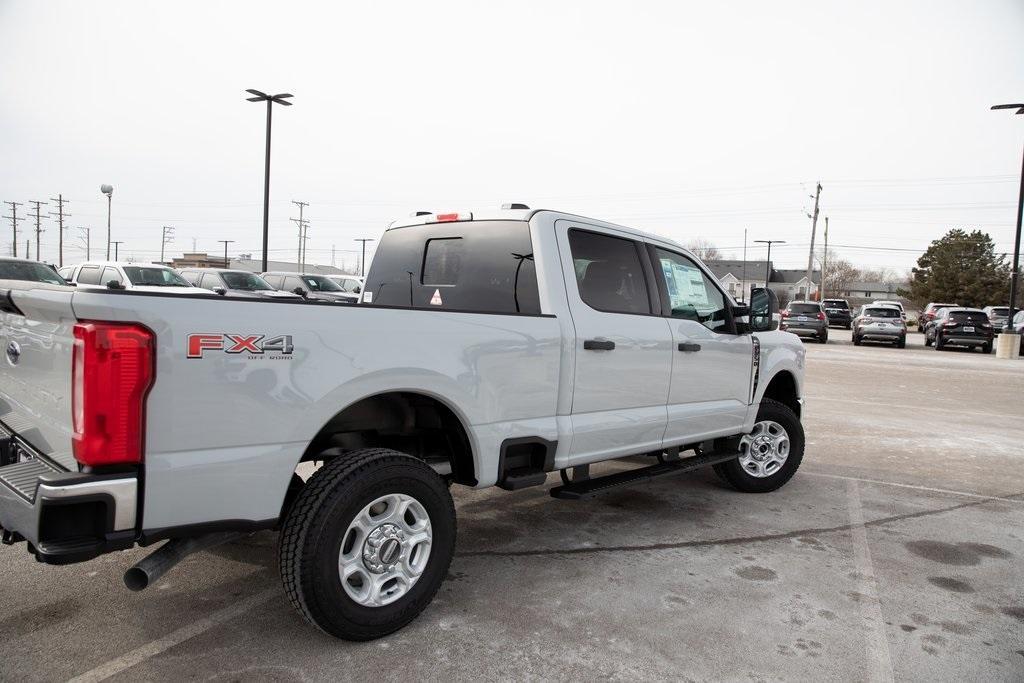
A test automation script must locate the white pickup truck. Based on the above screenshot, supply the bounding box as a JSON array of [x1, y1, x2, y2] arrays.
[[0, 208, 805, 640]]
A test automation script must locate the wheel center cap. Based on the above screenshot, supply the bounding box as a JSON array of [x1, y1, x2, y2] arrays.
[[362, 523, 405, 574]]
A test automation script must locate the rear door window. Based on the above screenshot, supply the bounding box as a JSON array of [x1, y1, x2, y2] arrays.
[[366, 220, 540, 314], [568, 230, 650, 315]]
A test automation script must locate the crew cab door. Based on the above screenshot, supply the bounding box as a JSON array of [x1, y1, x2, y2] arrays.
[[646, 245, 752, 444], [556, 222, 672, 465]]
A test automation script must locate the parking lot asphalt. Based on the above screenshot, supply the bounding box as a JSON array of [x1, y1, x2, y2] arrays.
[[1, 330, 1022, 682]]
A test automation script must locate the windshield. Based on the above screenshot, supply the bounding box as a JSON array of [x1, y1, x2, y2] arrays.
[[222, 272, 273, 291], [863, 307, 901, 318], [301, 275, 343, 292], [0, 261, 66, 285], [123, 266, 191, 287], [788, 303, 820, 315], [823, 300, 848, 309]]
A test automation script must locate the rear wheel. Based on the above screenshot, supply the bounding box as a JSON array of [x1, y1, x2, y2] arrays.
[[278, 448, 456, 640], [819, 331, 828, 344], [853, 334, 862, 346], [714, 399, 804, 493], [982, 342, 993, 354], [935, 333, 945, 350], [896, 336, 906, 349]]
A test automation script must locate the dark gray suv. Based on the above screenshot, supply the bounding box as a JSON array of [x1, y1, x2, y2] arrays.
[[780, 301, 828, 343]]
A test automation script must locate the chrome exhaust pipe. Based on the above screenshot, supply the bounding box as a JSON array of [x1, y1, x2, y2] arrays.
[[124, 531, 242, 591]]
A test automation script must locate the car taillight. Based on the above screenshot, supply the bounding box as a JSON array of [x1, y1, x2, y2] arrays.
[[943, 320, 958, 327], [817, 312, 826, 321], [430, 212, 473, 223], [72, 322, 155, 467], [781, 311, 790, 318]]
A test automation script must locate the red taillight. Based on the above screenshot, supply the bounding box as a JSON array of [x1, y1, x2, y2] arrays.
[[72, 322, 155, 467], [817, 312, 826, 321], [781, 311, 790, 318]]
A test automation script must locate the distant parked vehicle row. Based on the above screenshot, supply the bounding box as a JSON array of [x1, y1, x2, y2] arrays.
[[178, 268, 300, 299], [821, 298, 852, 329], [59, 262, 206, 295], [982, 305, 1010, 332], [262, 272, 358, 303], [0, 257, 66, 286], [780, 301, 828, 343], [917, 302, 956, 331]]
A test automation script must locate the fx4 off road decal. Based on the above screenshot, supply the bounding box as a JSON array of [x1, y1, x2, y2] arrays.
[[187, 333, 294, 359]]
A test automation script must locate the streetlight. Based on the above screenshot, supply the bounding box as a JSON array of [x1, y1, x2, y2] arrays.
[[753, 239, 785, 288], [991, 104, 1024, 345], [111, 240, 124, 261], [355, 238, 375, 277], [100, 184, 113, 259], [245, 89, 293, 272]]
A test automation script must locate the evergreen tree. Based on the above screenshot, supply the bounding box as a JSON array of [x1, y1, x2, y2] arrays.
[[902, 229, 1009, 307]]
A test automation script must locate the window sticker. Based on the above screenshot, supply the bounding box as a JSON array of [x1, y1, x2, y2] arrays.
[[430, 289, 443, 306]]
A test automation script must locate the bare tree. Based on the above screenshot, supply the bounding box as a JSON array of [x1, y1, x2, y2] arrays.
[[685, 238, 722, 261]]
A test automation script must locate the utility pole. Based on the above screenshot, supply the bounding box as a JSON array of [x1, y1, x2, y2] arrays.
[[821, 216, 829, 299], [331, 244, 336, 267], [754, 239, 786, 285], [49, 195, 70, 266], [291, 200, 308, 269], [218, 240, 235, 267], [741, 228, 748, 301], [2, 202, 23, 257], [301, 224, 310, 273], [355, 238, 375, 277], [161, 226, 175, 263], [28, 200, 47, 261], [77, 227, 90, 260], [112, 241, 124, 260], [804, 182, 822, 301]]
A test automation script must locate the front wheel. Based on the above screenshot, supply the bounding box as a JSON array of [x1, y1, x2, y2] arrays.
[[982, 342, 993, 354], [278, 448, 456, 640], [896, 337, 906, 349], [714, 399, 804, 493]]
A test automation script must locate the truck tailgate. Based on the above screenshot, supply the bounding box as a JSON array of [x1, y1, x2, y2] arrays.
[[0, 284, 78, 470]]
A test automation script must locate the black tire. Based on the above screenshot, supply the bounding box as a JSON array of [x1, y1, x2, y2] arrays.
[[982, 342, 993, 354], [896, 336, 906, 349], [714, 398, 804, 493], [853, 334, 861, 346], [935, 333, 945, 350], [819, 332, 828, 344], [924, 333, 933, 347], [278, 448, 456, 641], [845, 323, 852, 330]]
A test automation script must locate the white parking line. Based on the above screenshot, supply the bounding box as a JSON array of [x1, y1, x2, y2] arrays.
[[68, 587, 278, 683], [802, 471, 1024, 504], [846, 480, 895, 683]]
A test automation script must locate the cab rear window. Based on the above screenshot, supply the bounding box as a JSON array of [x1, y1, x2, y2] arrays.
[[949, 311, 988, 322], [788, 303, 820, 315], [366, 221, 540, 315], [864, 308, 900, 318]]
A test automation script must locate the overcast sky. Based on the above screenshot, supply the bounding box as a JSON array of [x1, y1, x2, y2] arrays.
[[1, 0, 1022, 275]]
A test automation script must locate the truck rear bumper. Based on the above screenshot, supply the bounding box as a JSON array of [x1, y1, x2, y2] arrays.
[[0, 422, 137, 564]]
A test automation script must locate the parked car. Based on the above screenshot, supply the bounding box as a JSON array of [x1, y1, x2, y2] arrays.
[[262, 271, 358, 303], [924, 307, 994, 353], [982, 306, 1010, 332], [179, 268, 301, 299], [821, 298, 852, 329], [917, 302, 956, 332], [852, 305, 906, 348], [326, 275, 364, 297], [0, 207, 805, 641], [780, 301, 828, 343], [0, 258, 68, 286], [65, 261, 206, 295]]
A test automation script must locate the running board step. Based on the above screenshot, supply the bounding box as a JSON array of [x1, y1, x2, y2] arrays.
[[550, 450, 739, 500]]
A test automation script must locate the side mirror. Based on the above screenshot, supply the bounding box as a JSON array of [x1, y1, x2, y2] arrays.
[[106, 280, 125, 290], [748, 287, 779, 332], [292, 287, 307, 297], [213, 287, 227, 296]]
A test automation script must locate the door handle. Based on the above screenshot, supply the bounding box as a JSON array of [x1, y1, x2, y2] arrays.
[[677, 342, 701, 352], [583, 339, 616, 351]]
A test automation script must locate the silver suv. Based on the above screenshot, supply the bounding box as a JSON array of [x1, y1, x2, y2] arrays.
[[853, 305, 907, 348]]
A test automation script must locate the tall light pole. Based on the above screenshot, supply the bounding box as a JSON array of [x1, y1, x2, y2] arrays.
[[991, 104, 1024, 338], [754, 239, 785, 287], [218, 240, 235, 267], [101, 184, 113, 260], [355, 238, 375, 277], [245, 89, 293, 272], [111, 240, 124, 260]]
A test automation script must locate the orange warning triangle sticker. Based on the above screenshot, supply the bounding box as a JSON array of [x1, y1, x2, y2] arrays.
[[430, 289, 443, 305]]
